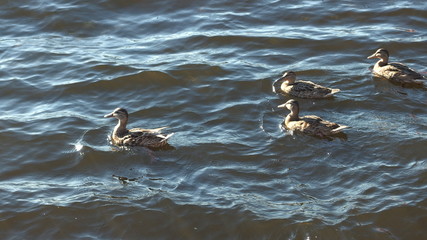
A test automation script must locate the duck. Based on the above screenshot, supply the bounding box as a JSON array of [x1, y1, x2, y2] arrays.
[[104, 108, 173, 148], [278, 99, 349, 137], [367, 48, 425, 85], [272, 71, 340, 98]]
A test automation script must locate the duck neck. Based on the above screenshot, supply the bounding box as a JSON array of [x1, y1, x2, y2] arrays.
[[287, 109, 300, 121], [378, 56, 388, 67], [287, 77, 296, 85], [113, 118, 128, 137]]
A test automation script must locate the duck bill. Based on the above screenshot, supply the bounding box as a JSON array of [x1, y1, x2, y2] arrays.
[[104, 113, 114, 118], [367, 54, 376, 59], [277, 103, 287, 108]]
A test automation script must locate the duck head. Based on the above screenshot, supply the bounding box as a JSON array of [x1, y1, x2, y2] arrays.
[[278, 99, 299, 112], [272, 71, 297, 92], [367, 48, 389, 63], [104, 108, 129, 121]]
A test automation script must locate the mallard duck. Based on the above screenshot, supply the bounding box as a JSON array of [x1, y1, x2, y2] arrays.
[[104, 108, 173, 148], [278, 99, 348, 137], [272, 71, 340, 98], [367, 48, 425, 85]]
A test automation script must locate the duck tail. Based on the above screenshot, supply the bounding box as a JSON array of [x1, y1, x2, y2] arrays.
[[160, 133, 174, 142], [331, 88, 341, 94], [323, 88, 340, 98], [151, 126, 169, 132], [331, 125, 349, 133], [327, 88, 341, 96]]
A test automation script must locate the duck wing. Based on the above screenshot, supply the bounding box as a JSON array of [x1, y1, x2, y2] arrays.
[[300, 115, 347, 136], [285, 115, 322, 132], [378, 62, 425, 83], [389, 62, 424, 78], [123, 131, 173, 147], [288, 81, 338, 98], [129, 126, 168, 133], [121, 128, 173, 147]]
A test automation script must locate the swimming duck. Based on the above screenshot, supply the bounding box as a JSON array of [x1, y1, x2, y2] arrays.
[[104, 108, 173, 148], [278, 99, 348, 137], [273, 71, 340, 98], [367, 48, 425, 85]]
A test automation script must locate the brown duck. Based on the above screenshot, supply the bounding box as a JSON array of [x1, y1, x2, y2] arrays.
[[104, 108, 173, 148], [367, 48, 425, 85], [278, 99, 348, 137], [273, 71, 340, 98]]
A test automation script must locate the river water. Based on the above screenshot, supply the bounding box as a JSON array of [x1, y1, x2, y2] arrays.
[[1, 0, 426, 239]]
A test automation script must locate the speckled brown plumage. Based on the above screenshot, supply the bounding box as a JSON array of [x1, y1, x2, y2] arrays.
[[104, 108, 173, 148], [367, 48, 425, 86], [278, 99, 348, 137], [273, 71, 340, 99]]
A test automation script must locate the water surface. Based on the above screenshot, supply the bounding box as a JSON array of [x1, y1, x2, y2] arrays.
[[1, 0, 427, 239]]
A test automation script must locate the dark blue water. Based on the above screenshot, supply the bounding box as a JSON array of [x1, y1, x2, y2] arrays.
[[1, 0, 426, 239]]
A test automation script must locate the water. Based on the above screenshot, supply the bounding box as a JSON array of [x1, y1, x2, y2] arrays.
[[1, 0, 427, 239]]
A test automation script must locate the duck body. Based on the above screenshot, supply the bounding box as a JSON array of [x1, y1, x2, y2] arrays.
[[273, 71, 340, 99], [112, 126, 172, 148], [280, 80, 340, 98], [284, 114, 346, 137], [104, 108, 173, 148], [367, 48, 425, 85], [278, 99, 348, 137]]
